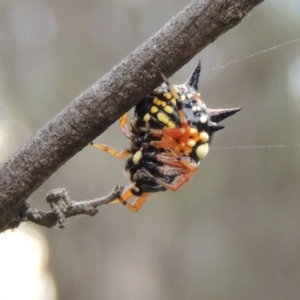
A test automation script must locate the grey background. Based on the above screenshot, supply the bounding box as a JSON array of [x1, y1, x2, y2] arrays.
[[1, 0, 300, 299]]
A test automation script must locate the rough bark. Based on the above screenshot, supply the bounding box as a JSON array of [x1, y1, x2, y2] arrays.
[[0, 0, 264, 232]]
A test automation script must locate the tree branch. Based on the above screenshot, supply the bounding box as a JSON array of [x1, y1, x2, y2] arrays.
[[20, 185, 124, 228], [0, 0, 264, 232]]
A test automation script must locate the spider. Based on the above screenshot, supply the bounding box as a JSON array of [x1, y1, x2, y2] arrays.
[[92, 61, 241, 211]]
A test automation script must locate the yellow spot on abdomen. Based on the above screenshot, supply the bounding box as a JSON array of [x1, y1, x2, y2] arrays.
[[157, 112, 170, 125], [150, 106, 158, 114], [164, 105, 173, 114], [143, 113, 150, 122], [168, 121, 176, 128], [164, 92, 172, 100], [170, 98, 177, 105], [153, 97, 160, 105]]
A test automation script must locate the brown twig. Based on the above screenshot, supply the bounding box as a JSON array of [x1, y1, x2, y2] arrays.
[[21, 185, 124, 229]]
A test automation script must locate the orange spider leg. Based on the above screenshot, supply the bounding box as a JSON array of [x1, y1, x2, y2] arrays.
[[177, 102, 189, 130], [91, 142, 130, 158], [156, 150, 198, 172], [149, 127, 185, 139], [147, 127, 188, 150], [142, 168, 193, 192], [150, 136, 178, 149], [160, 72, 179, 101], [155, 164, 191, 177], [160, 72, 189, 131], [149, 127, 197, 161], [119, 113, 133, 139], [91, 113, 133, 158], [112, 185, 150, 212], [173, 156, 198, 173]]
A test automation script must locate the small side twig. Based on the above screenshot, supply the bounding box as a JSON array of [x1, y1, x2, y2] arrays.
[[21, 185, 124, 229]]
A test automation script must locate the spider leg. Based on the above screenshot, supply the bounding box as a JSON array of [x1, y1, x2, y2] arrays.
[[149, 133, 199, 172], [150, 138, 177, 149], [176, 101, 189, 130], [155, 150, 198, 172], [146, 122, 192, 152], [173, 156, 198, 173], [148, 128, 186, 150], [119, 113, 133, 139], [113, 185, 149, 212], [154, 164, 191, 176], [160, 72, 179, 100], [160, 72, 189, 131], [91, 142, 130, 158], [142, 168, 192, 192], [148, 127, 185, 139], [91, 113, 133, 158]]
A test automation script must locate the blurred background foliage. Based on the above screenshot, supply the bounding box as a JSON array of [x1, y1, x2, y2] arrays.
[[1, 0, 300, 299]]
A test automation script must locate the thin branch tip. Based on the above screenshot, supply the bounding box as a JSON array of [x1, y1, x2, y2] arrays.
[[21, 184, 124, 229]]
